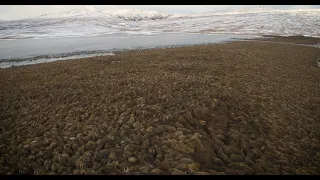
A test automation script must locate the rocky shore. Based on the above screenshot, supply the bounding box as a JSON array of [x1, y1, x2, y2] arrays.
[[0, 39, 319, 175]]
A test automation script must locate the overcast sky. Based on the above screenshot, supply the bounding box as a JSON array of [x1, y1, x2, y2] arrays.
[[0, 5, 319, 20]]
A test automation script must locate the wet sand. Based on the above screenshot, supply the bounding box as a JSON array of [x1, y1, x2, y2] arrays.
[[257, 35, 320, 45], [0, 39, 319, 175]]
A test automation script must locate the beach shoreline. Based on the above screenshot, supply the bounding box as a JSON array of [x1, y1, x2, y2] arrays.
[[0, 39, 319, 175], [1, 35, 320, 69]]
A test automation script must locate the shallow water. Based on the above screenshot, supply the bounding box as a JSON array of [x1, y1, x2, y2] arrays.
[[0, 33, 261, 68], [0, 53, 115, 69]]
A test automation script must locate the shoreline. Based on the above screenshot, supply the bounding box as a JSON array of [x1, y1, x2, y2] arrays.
[[0, 33, 261, 60], [0, 39, 320, 175], [259, 35, 320, 45], [1, 35, 320, 69]]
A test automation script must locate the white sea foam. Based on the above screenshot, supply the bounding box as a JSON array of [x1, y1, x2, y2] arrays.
[[0, 7, 319, 39]]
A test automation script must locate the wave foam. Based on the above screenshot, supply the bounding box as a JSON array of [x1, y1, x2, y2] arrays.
[[0, 7, 319, 39]]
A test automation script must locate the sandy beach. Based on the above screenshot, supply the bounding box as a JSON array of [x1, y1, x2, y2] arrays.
[[0, 38, 319, 175]]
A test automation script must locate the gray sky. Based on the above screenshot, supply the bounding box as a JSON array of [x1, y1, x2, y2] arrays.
[[0, 5, 319, 20]]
